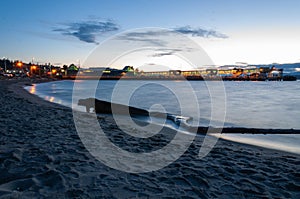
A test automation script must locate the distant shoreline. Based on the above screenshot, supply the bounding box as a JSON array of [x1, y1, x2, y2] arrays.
[[62, 75, 297, 81]]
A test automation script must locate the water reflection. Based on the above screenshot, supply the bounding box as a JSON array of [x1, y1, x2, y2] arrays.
[[29, 85, 36, 94], [44, 96, 55, 103], [26, 84, 63, 106]]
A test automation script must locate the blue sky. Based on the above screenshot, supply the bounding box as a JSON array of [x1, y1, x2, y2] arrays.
[[1, 0, 300, 68]]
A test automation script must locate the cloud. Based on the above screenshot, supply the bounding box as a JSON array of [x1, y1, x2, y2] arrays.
[[152, 52, 174, 57], [115, 26, 228, 58], [151, 48, 182, 57], [53, 20, 119, 44], [117, 31, 169, 46], [117, 27, 228, 47], [174, 26, 228, 38]]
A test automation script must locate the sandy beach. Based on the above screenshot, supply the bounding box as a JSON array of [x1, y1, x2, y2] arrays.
[[0, 79, 299, 198]]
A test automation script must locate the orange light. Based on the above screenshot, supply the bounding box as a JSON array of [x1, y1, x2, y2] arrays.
[[16, 62, 23, 67], [52, 69, 56, 74], [31, 65, 37, 70], [29, 86, 36, 94]]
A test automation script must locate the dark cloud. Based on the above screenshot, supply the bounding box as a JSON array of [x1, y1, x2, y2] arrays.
[[174, 26, 228, 38], [53, 20, 119, 44]]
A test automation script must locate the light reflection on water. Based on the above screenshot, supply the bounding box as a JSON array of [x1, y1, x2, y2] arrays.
[[44, 96, 56, 103], [29, 85, 36, 94]]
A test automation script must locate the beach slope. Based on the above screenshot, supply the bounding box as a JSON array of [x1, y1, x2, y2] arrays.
[[0, 80, 299, 198]]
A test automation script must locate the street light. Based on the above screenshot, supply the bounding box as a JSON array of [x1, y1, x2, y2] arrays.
[[16, 61, 23, 68], [30, 65, 37, 76], [52, 69, 57, 77]]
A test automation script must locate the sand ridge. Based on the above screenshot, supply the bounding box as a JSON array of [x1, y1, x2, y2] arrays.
[[0, 79, 299, 198]]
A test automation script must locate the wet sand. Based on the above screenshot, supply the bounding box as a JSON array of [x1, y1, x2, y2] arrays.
[[0, 79, 299, 198]]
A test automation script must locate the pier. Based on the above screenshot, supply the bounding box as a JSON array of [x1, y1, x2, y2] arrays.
[[66, 65, 297, 81]]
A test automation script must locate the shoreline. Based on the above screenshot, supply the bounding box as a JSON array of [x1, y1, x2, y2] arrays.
[[1, 79, 299, 198], [27, 79, 300, 156]]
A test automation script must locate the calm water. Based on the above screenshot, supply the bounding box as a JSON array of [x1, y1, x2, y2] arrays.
[[26, 80, 300, 154]]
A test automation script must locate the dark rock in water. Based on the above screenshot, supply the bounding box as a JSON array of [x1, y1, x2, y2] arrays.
[[78, 98, 149, 116]]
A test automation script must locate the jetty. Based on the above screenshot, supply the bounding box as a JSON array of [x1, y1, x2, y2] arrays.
[[78, 98, 300, 135]]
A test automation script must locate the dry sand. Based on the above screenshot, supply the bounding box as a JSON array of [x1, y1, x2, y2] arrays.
[[0, 79, 299, 198]]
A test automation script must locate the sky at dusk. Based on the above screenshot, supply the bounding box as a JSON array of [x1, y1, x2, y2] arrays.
[[1, 0, 300, 69]]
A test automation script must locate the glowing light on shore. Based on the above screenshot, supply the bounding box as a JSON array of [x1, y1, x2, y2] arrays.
[[16, 62, 23, 67], [29, 86, 36, 94]]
